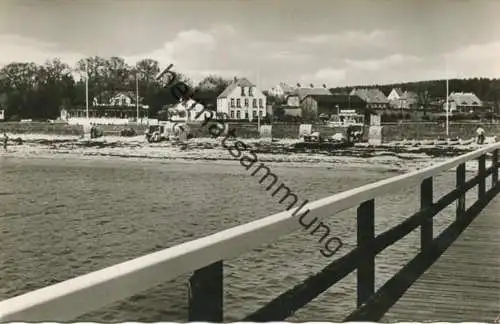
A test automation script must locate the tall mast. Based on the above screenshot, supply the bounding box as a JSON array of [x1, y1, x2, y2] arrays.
[[85, 59, 89, 119], [445, 60, 449, 137], [136, 71, 139, 122], [257, 69, 260, 130]]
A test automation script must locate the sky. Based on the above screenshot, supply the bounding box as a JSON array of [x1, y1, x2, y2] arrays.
[[1, 0, 500, 89]]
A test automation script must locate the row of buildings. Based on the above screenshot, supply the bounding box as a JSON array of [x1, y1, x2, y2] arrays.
[[50, 77, 486, 125], [214, 79, 486, 122], [268, 81, 485, 118]]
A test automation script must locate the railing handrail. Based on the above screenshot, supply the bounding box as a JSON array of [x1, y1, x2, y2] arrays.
[[1, 142, 499, 322]]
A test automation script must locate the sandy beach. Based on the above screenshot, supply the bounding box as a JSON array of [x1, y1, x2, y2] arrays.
[[1, 133, 497, 173]]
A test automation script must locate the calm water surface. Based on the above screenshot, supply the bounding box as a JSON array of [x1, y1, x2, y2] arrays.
[[0, 156, 478, 321]]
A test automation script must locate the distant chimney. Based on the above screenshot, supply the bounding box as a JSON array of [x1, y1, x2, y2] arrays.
[[296, 82, 301, 87], [322, 83, 327, 88], [310, 83, 314, 88]]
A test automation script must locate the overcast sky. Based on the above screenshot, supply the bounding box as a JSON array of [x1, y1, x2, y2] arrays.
[[1, 0, 499, 89]]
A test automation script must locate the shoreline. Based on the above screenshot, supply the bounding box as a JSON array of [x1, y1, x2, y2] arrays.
[[1, 133, 496, 173]]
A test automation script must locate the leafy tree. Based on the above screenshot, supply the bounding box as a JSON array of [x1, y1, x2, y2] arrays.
[[263, 90, 285, 105], [1, 55, 500, 121], [196, 75, 231, 94], [0, 62, 40, 119], [417, 90, 431, 116]]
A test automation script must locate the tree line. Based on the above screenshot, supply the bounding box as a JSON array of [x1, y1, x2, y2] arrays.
[[0, 56, 233, 121], [1, 55, 499, 121]]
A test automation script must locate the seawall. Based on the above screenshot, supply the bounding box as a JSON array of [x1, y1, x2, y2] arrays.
[[0, 122, 149, 136], [1, 121, 499, 142]]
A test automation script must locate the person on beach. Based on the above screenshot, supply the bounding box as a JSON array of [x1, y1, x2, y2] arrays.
[[3, 132, 8, 151], [476, 126, 485, 144], [346, 126, 353, 143]]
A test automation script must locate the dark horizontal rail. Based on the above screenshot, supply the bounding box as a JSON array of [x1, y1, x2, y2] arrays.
[[0, 151, 498, 322], [344, 183, 499, 321], [242, 169, 485, 321], [241, 156, 498, 322]]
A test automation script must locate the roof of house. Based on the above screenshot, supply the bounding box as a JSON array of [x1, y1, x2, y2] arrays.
[[392, 88, 404, 97], [403, 90, 419, 100], [448, 92, 482, 106], [403, 90, 418, 98], [291, 87, 331, 101], [95, 90, 143, 103], [218, 78, 255, 98], [303, 94, 366, 105], [350, 88, 389, 104]]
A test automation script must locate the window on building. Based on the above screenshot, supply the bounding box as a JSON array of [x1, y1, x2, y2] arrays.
[[236, 111, 241, 119], [244, 99, 249, 107], [252, 99, 257, 108], [245, 112, 249, 119], [253, 110, 257, 118], [236, 99, 241, 107], [258, 99, 263, 108], [259, 110, 263, 117], [241, 86, 245, 96], [249, 87, 253, 96], [231, 98, 235, 108], [230, 110, 234, 119]]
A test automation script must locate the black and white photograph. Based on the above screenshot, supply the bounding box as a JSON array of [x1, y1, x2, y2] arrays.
[[0, 0, 499, 322]]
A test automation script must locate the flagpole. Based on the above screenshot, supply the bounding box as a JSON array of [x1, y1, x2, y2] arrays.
[[85, 60, 89, 119], [257, 69, 260, 130], [136, 71, 139, 123], [446, 78, 449, 137], [445, 60, 449, 138]]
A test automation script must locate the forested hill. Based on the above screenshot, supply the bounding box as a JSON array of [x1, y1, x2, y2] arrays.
[[330, 78, 500, 102]]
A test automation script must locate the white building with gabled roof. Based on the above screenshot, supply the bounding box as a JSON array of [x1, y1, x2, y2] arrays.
[[216, 77, 267, 121]]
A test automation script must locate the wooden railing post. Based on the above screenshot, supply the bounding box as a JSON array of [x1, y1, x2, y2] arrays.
[[456, 163, 466, 220], [420, 177, 433, 250], [188, 261, 223, 322], [356, 199, 375, 308], [478, 154, 486, 200], [492, 149, 498, 187]]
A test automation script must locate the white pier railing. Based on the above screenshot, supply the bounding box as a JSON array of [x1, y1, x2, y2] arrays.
[[1, 142, 499, 322]]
